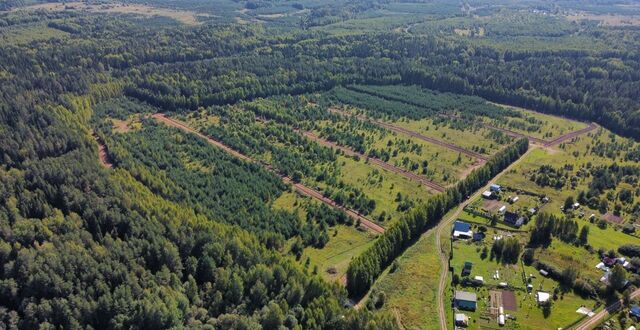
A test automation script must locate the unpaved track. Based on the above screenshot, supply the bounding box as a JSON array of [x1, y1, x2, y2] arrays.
[[444, 114, 597, 147], [435, 147, 533, 330], [152, 113, 385, 234], [329, 108, 489, 161], [482, 122, 597, 147], [94, 133, 114, 169], [573, 288, 640, 330], [545, 122, 598, 147], [302, 131, 446, 193], [481, 123, 547, 144]]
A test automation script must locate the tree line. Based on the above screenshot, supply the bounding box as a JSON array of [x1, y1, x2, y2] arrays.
[[346, 138, 529, 297]]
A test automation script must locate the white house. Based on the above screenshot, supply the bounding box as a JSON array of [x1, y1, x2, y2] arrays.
[[536, 292, 550, 305]]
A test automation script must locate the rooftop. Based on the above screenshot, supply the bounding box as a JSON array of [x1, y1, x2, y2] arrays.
[[453, 221, 471, 233], [455, 291, 477, 302]]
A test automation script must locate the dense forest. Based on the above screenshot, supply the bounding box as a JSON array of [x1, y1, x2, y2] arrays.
[[1, 0, 640, 328]]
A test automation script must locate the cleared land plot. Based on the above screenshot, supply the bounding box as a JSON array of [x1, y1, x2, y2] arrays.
[[497, 131, 640, 228], [273, 176, 376, 284], [390, 117, 509, 156], [0, 25, 69, 44], [371, 233, 441, 329], [316, 115, 481, 186], [303, 131, 445, 193], [566, 13, 640, 27], [333, 155, 432, 225], [372, 133, 478, 186], [486, 103, 589, 141], [17, 2, 203, 25], [502, 290, 517, 311], [450, 237, 596, 330], [302, 225, 376, 283]]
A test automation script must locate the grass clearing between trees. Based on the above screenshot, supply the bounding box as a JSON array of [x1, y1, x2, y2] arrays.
[[372, 232, 441, 329], [301, 225, 376, 283]]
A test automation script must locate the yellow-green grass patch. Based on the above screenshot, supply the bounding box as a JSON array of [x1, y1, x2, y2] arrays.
[[390, 117, 508, 155], [336, 155, 432, 224], [372, 233, 441, 329], [302, 225, 376, 283], [0, 25, 69, 44], [488, 103, 589, 140]]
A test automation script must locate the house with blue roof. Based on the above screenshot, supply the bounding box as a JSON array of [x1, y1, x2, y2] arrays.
[[453, 221, 473, 239]]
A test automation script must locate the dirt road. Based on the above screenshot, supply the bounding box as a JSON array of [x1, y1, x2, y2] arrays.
[[328, 108, 489, 161], [435, 147, 533, 330], [152, 113, 385, 234], [93, 133, 114, 169], [545, 122, 598, 147], [573, 288, 640, 330], [302, 131, 446, 193], [465, 118, 596, 147]]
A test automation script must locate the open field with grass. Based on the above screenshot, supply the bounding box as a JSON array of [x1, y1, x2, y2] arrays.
[[496, 127, 640, 227], [302, 224, 376, 283], [317, 108, 483, 185], [16, 2, 204, 25], [389, 117, 510, 156], [333, 155, 432, 224], [449, 234, 598, 330], [0, 25, 69, 44], [274, 187, 377, 283], [486, 103, 589, 141], [372, 232, 441, 329], [369, 132, 479, 186]]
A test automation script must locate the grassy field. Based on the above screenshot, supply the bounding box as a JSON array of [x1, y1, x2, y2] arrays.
[[389, 117, 509, 156], [313, 117, 479, 185], [334, 155, 432, 224], [302, 224, 376, 283], [0, 25, 69, 44], [449, 235, 598, 330], [17, 2, 204, 25], [370, 133, 478, 186], [372, 232, 441, 329], [486, 103, 589, 140], [497, 143, 640, 229], [273, 191, 376, 283]]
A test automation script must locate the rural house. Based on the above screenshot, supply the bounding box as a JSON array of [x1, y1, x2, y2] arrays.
[[454, 291, 477, 311], [504, 211, 524, 227], [453, 221, 473, 239]]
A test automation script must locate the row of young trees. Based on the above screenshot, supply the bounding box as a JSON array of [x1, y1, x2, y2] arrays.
[[346, 138, 529, 297]]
